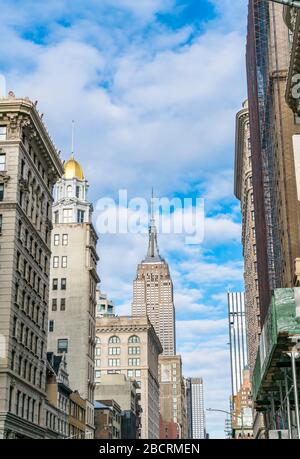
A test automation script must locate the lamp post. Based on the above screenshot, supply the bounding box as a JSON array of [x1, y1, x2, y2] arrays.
[[206, 408, 245, 439]]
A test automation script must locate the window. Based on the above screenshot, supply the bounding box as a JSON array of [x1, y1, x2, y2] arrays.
[[0, 126, 7, 141], [135, 369, 141, 377], [76, 186, 80, 198], [61, 256, 67, 268], [66, 185, 73, 197], [52, 279, 58, 290], [52, 299, 57, 311], [0, 214, 2, 233], [128, 358, 140, 366], [109, 336, 120, 344], [95, 348, 101, 356], [63, 209, 72, 223], [53, 256, 59, 268], [0, 184, 4, 201], [77, 210, 84, 223], [95, 359, 101, 367], [108, 359, 120, 367], [109, 347, 120, 355], [54, 234, 59, 246], [60, 298, 66, 311], [57, 339, 68, 354], [0, 153, 6, 172], [49, 320, 54, 332], [128, 335, 140, 344], [95, 370, 101, 378], [62, 234, 68, 246], [54, 211, 59, 224], [127, 370, 134, 377], [61, 278, 66, 290], [128, 347, 140, 355]]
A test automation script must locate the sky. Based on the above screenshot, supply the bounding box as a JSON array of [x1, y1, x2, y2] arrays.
[[0, 0, 249, 438]]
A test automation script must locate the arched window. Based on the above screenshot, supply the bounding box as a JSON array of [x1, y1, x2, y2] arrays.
[[95, 337, 101, 344], [108, 336, 120, 344], [128, 335, 140, 344]]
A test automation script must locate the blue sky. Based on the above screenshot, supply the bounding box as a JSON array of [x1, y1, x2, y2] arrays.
[[0, 0, 249, 438]]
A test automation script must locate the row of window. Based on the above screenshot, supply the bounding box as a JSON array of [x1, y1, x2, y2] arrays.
[[51, 298, 66, 312], [52, 278, 67, 290], [14, 284, 46, 330], [95, 346, 140, 356], [17, 220, 49, 274], [10, 387, 41, 425], [11, 350, 43, 388], [53, 256, 68, 268], [101, 335, 140, 345], [53, 234, 68, 246], [12, 317, 45, 359], [54, 209, 85, 224]]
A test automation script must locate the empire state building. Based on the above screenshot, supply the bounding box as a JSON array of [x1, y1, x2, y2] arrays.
[[132, 203, 176, 356]]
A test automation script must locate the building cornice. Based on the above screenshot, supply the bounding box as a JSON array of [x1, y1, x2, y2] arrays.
[[0, 96, 64, 179], [234, 105, 249, 201]]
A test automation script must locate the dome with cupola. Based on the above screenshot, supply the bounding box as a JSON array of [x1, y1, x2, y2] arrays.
[[64, 155, 85, 180]]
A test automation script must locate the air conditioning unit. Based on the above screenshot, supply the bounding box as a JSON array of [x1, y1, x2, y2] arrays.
[[268, 430, 289, 440]]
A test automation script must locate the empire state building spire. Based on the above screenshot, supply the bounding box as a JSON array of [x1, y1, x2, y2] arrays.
[[144, 191, 163, 263]]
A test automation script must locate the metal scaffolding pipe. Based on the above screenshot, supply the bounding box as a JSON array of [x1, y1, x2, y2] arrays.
[[284, 369, 292, 439], [291, 350, 300, 438]]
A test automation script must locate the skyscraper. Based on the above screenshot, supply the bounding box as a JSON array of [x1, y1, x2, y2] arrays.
[[227, 292, 248, 398], [0, 92, 64, 438], [186, 378, 205, 439], [131, 201, 176, 356], [47, 155, 99, 438]]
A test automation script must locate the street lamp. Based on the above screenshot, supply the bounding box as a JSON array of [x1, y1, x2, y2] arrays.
[[206, 408, 245, 439], [269, 0, 300, 8]]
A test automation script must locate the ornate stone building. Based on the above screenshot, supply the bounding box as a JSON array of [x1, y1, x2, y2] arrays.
[[0, 93, 64, 438], [234, 101, 260, 376], [95, 315, 162, 439], [47, 155, 99, 438]]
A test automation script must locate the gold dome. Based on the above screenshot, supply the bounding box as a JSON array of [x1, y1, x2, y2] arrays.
[[64, 155, 85, 180]]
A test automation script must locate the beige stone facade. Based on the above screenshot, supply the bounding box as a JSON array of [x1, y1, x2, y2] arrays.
[[0, 93, 63, 438], [95, 315, 162, 439], [47, 157, 99, 438], [234, 101, 260, 376], [158, 355, 188, 439]]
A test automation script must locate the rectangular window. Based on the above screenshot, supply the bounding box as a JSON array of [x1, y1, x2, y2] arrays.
[[60, 298, 66, 311], [108, 359, 120, 367], [61, 256, 67, 268], [0, 184, 4, 201], [63, 208, 72, 223], [0, 214, 2, 233], [0, 126, 7, 141], [135, 369, 141, 377], [128, 358, 140, 366], [53, 256, 59, 268], [77, 210, 84, 223], [54, 234, 59, 246], [108, 347, 120, 355], [61, 278, 66, 290], [76, 186, 80, 198], [95, 359, 101, 367], [95, 370, 101, 378], [52, 278, 58, 290], [62, 234, 68, 246], [57, 339, 68, 354], [128, 347, 140, 355], [54, 211, 59, 224], [52, 299, 57, 311], [49, 320, 54, 332], [0, 153, 6, 171], [96, 348, 101, 356]]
